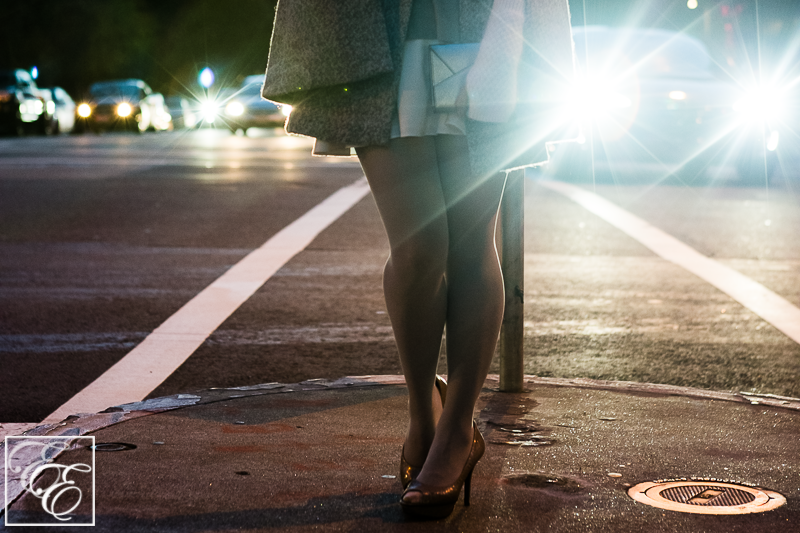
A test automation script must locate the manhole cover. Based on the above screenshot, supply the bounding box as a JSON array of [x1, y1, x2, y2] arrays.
[[629, 480, 786, 515]]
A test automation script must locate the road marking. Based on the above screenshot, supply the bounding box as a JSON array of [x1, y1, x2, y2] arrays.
[[538, 179, 800, 346], [42, 178, 371, 424], [0, 423, 40, 442], [0, 157, 361, 169]]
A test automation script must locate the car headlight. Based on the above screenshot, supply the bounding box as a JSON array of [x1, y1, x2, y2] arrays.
[[200, 100, 219, 123], [225, 101, 245, 117], [117, 102, 133, 118], [766, 130, 780, 152], [77, 103, 92, 117], [568, 75, 632, 120], [734, 86, 785, 123], [25, 99, 44, 115]]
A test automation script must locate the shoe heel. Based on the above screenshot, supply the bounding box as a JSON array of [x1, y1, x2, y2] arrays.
[[435, 375, 447, 406], [464, 468, 473, 506]]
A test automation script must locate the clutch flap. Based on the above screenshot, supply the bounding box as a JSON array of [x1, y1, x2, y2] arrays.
[[429, 43, 480, 85]]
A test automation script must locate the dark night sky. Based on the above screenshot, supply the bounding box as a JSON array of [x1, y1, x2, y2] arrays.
[[1, 0, 279, 97], [2, 0, 798, 98]]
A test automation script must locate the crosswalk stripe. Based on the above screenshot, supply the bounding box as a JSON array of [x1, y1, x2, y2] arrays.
[[41, 177, 371, 424], [539, 179, 800, 346]]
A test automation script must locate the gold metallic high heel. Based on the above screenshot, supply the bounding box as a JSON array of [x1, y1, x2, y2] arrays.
[[400, 421, 485, 519], [399, 376, 447, 489], [400, 447, 422, 490], [434, 375, 447, 406]]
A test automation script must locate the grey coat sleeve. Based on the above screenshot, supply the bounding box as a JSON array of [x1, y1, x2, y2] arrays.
[[262, 0, 396, 105]]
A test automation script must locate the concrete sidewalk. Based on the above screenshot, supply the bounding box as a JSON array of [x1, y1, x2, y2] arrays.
[[2, 376, 798, 532]]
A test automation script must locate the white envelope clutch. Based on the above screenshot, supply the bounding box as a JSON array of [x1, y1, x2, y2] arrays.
[[429, 43, 480, 112]]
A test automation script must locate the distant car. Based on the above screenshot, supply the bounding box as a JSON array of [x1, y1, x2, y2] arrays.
[[222, 74, 289, 133], [0, 69, 48, 136], [146, 93, 173, 132], [75, 79, 172, 133], [165, 95, 199, 129], [548, 26, 779, 182], [49, 86, 77, 133], [36, 88, 59, 135]]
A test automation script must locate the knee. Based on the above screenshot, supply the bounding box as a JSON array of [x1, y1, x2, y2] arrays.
[[449, 225, 497, 265], [387, 233, 448, 284], [448, 232, 500, 279]]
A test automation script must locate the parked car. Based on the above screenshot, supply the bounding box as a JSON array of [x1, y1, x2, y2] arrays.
[[547, 26, 780, 183], [0, 69, 48, 135], [222, 74, 289, 133], [75, 79, 172, 133]]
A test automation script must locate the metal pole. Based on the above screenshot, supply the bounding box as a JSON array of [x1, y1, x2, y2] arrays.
[[498, 169, 524, 392]]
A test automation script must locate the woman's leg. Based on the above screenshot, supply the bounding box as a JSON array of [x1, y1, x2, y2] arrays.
[[356, 137, 450, 468], [406, 134, 506, 491]]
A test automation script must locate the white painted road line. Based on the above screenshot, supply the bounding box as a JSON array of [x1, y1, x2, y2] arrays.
[[539, 179, 800, 346], [0, 157, 361, 169], [0, 423, 40, 442], [42, 177, 371, 424]]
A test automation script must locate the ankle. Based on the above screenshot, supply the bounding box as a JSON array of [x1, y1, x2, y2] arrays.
[[404, 424, 434, 464], [435, 416, 474, 445]]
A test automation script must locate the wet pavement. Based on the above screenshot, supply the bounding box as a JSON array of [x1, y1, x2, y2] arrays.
[[3, 375, 798, 532]]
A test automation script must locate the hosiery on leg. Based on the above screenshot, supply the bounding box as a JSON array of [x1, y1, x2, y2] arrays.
[[404, 134, 506, 493], [356, 137, 450, 466]]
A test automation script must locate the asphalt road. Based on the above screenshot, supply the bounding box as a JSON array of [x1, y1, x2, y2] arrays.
[[1, 128, 799, 426]]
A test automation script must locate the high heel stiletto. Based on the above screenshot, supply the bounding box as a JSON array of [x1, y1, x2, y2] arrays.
[[400, 421, 485, 519], [400, 376, 447, 489], [434, 375, 447, 406]]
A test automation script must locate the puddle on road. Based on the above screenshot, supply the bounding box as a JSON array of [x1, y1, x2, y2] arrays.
[[486, 421, 555, 447], [502, 472, 587, 494]]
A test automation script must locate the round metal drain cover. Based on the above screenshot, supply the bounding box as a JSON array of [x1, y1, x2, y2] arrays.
[[629, 480, 785, 515]]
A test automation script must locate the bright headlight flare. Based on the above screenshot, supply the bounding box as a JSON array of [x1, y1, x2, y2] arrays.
[[225, 101, 245, 117], [568, 75, 633, 121], [734, 86, 786, 123], [766, 130, 780, 152], [77, 103, 92, 118], [669, 90, 687, 101], [200, 100, 219, 123], [280, 104, 292, 117], [565, 71, 640, 143], [116, 102, 133, 118]]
